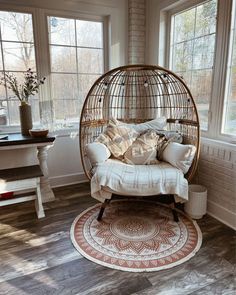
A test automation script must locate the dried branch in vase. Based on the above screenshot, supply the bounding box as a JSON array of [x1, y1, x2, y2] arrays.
[[0, 68, 46, 104]]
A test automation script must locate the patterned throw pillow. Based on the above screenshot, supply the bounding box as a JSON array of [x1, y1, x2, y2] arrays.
[[123, 130, 164, 165], [96, 122, 139, 158]]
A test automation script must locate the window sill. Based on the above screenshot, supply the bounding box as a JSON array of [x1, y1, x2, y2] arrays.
[[201, 136, 236, 151]]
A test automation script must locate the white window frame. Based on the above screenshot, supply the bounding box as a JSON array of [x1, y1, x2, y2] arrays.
[[165, 0, 236, 143], [0, 4, 109, 134]]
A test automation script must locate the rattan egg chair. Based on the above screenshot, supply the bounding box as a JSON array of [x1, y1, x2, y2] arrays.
[[80, 64, 200, 221]]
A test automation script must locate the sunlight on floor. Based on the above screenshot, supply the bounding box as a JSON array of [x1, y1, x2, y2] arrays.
[[0, 179, 6, 192]]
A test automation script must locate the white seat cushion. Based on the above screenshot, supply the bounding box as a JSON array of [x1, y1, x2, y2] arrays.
[[91, 159, 188, 203]]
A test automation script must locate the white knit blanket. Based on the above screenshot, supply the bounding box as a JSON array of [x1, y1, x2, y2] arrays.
[[91, 159, 188, 203]]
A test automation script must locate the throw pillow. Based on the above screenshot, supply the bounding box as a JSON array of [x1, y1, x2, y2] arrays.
[[96, 123, 139, 158], [123, 130, 161, 165], [160, 142, 196, 174], [86, 142, 111, 166]]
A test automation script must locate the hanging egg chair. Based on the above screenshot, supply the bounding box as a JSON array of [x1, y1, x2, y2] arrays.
[[79, 64, 200, 221]]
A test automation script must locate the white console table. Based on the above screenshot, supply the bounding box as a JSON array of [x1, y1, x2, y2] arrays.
[[0, 133, 56, 203]]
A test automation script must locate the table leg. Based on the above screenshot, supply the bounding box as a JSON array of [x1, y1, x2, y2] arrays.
[[37, 146, 55, 203]]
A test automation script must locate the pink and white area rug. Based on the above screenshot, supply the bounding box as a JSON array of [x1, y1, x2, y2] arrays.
[[70, 200, 202, 272]]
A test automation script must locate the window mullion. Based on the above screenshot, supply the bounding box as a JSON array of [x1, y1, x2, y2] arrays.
[[33, 9, 53, 125]]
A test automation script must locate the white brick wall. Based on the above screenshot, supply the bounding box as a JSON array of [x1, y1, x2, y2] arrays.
[[128, 0, 146, 64], [195, 140, 236, 229]]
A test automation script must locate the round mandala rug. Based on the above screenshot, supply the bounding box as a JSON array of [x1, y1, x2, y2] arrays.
[[70, 200, 202, 272]]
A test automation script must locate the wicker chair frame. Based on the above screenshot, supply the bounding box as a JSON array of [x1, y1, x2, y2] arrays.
[[80, 64, 200, 184]]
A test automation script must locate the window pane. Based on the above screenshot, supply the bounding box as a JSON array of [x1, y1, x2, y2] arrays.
[[191, 69, 213, 129], [54, 99, 79, 122], [193, 35, 215, 69], [0, 84, 6, 100], [77, 48, 103, 73], [50, 46, 76, 72], [3, 42, 36, 71], [172, 41, 193, 72], [179, 71, 192, 86], [195, 0, 217, 37], [78, 74, 100, 100], [76, 20, 103, 48], [223, 70, 236, 134], [29, 96, 40, 125], [0, 100, 7, 126], [233, 33, 236, 65], [8, 100, 19, 125], [51, 73, 78, 99], [0, 11, 33, 42], [48, 17, 76, 46], [174, 9, 195, 43], [170, 0, 217, 130]]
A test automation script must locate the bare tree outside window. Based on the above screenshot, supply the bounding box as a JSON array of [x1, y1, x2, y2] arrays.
[[170, 0, 217, 130]]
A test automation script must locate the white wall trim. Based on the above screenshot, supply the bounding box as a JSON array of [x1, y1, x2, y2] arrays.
[[49, 172, 88, 188], [207, 199, 236, 230]]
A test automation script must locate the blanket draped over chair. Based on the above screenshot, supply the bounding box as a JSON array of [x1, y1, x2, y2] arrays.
[[91, 160, 188, 203]]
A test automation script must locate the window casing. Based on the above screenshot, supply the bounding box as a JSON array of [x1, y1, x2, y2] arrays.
[[167, 0, 236, 142]]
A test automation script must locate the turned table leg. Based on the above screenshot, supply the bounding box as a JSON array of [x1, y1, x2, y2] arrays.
[[37, 146, 55, 203]]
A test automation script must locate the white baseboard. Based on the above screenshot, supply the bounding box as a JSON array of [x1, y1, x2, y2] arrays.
[[49, 173, 88, 188], [207, 200, 236, 230]]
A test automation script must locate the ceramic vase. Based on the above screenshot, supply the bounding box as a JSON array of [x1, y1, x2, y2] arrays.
[[19, 102, 32, 136]]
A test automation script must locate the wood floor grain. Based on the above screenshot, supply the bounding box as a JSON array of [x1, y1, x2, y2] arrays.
[[0, 183, 235, 295]]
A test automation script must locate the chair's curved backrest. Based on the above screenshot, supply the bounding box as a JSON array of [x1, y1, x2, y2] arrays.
[[80, 64, 200, 182]]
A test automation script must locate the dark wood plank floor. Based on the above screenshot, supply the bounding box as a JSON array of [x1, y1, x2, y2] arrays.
[[0, 183, 235, 295]]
